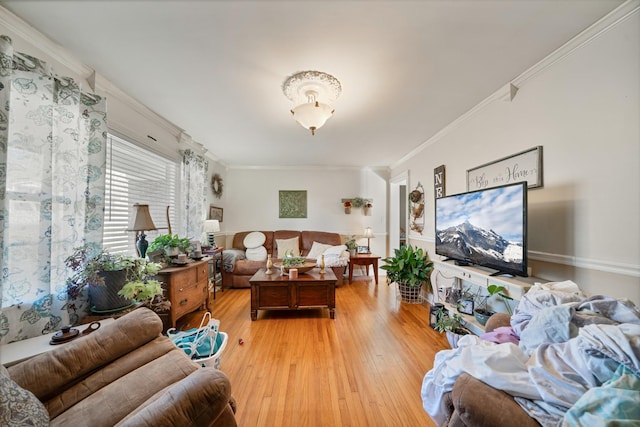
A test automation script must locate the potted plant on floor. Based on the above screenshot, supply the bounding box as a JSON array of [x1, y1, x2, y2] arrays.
[[65, 245, 165, 313], [433, 308, 471, 348], [381, 245, 434, 303]]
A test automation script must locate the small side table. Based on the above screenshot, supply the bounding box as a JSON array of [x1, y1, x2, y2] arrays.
[[348, 254, 381, 284], [204, 247, 224, 299]]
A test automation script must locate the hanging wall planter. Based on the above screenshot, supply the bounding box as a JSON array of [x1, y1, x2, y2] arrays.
[[343, 200, 352, 214]]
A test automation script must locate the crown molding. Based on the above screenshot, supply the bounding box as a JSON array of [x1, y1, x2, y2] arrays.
[[390, 0, 640, 170], [228, 164, 389, 173]]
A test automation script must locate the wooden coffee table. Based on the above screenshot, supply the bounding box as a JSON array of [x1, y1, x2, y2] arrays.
[[249, 268, 337, 320]]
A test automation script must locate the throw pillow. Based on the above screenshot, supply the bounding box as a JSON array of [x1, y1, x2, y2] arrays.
[[307, 241, 333, 259], [243, 231, 266, 249], [323, 244, 347, 256], [276, 237, 300, 258], [245, 246, 267, 261], [0, 366, 49, 426]]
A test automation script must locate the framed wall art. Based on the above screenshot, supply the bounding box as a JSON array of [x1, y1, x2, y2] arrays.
[[209, 205, 223, 222], [279, 190, 307, 218], [467, 146, 543, 191]]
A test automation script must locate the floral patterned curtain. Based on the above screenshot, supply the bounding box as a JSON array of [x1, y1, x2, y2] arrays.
[[0, 36, 107, 344], [180, 149, 208, 241]]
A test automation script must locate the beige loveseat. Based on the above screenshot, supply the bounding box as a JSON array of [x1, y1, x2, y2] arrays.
[[221, 230, 348, 288], [1, 308, 236, 427]]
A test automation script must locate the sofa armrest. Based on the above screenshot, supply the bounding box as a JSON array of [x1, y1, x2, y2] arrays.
[[8, 307, 162, 400], [451, 373, 540, 427], [117, 368, 236, 427]]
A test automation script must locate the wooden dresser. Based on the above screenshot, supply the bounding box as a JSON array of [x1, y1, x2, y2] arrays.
[[156, 258, 209, 328]]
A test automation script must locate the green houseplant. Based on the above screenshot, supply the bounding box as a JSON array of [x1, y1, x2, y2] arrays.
[[148, 234, 191, 257], [65, 245, 166, 313], [381, 245, 434, 303], [433, 308, 471, 348]]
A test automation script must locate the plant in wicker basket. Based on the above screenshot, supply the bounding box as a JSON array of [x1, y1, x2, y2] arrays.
[[381, 245, 434, 303]]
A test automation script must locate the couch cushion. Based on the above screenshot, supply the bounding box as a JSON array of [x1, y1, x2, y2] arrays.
[[300, 231, 341, 255], [243, 232, 266, 249], [276, 236, 300, 258], [0, 364, 49, 427]]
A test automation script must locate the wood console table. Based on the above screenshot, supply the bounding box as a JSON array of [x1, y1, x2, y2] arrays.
[[157, 258, 210, 328], [249, 268, 337, 320]]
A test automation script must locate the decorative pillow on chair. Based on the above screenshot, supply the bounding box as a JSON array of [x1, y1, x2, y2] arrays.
[[306, 241, 333, 259], [0, 365, 49, 426], [276, 237, 300, 258]]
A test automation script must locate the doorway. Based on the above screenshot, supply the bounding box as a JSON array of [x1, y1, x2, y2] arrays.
[[389, 172, 408, 254]]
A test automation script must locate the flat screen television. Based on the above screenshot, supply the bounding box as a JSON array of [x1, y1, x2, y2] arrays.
[[435, 181, 528, 277]]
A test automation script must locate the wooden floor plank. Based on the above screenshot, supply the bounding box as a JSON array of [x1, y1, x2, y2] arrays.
[[191, 275, 449, 427]]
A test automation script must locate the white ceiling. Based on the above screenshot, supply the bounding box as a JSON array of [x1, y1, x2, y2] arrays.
[[1, 0, 624, 168]]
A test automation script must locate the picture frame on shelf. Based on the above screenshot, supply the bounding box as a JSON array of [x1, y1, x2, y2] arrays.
[[457, 298, 474, 316], [209, 205, 223, 222], [147, 250, 164, 264]]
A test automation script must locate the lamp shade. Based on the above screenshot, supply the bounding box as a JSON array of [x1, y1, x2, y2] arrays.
[[131, 204, 157, 231], [203, 219, 220, 233], [363, 227, 375, 239], [290, 101, 334, 135]]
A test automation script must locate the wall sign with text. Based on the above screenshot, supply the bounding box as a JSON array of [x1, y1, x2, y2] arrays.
[[467, 146, 543, 191], [434, 165, 445, 198]]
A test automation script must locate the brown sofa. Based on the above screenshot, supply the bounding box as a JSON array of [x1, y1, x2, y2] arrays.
[[1, 308, 237, 427], [440, 313, 540, 427], [222, 230, 348, 288]]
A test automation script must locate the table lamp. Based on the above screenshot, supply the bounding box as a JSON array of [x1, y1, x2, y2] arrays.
[[131, 203, 157, 258], [204, 219, 220, 248], [363, 227, 374, 253]]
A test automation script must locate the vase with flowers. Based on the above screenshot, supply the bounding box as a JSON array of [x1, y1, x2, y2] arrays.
[[343, 200, 352, 214]]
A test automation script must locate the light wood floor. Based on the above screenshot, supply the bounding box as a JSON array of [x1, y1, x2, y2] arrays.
[[191, 274, 449, 426]]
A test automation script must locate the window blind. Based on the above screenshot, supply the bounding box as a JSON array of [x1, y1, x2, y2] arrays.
[[103, 134, 178, 255]]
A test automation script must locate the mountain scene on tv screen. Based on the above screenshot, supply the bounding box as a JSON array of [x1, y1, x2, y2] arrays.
[[435, 184, 524, 272], [435, 220, 522, 270]]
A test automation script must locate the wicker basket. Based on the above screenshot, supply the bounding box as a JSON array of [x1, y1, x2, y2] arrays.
[[398, 282, 422, 304]]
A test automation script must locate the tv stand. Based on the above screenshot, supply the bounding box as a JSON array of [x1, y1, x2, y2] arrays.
[[432, 259, 539, 334]]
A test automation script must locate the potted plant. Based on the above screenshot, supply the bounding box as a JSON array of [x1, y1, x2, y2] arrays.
[[65, 245, 165, 313], [473, 284, 514, 325], [149, 234, 191, 257], [343, 200, 352, 214], [381, 245, 434, 303], [433, 308, 471, 348], [363, 201, 373, 216], [345, 235, 357, 256]]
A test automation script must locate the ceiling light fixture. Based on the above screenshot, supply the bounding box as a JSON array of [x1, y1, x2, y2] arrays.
[[282, 70, 341, 135]]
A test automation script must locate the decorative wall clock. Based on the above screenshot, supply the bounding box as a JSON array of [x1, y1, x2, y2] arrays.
[[211, 173, 223, 198]]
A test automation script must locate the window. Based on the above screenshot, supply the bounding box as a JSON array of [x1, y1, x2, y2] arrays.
[[103, 134, 178, 255]]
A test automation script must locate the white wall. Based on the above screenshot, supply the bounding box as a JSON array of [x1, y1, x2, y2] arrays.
[[392, 8, 640, 302], [221, 167, 387, 254]]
